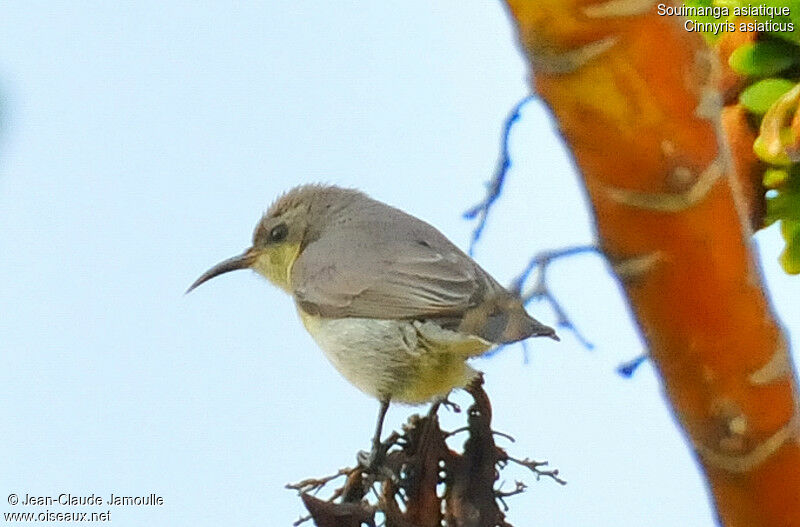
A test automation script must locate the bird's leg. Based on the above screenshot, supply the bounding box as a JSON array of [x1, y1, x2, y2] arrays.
[[357, 398, 390, 472]]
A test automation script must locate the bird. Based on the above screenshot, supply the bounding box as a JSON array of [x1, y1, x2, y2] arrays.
[[187, 184, 557, 466]]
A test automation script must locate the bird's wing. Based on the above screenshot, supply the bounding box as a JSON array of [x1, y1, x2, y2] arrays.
[[291, 231, 498, 320]]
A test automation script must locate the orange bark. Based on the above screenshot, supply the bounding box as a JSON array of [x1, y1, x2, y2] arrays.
[[502, 1, 800, 526], [715, 25, 765, 231], [722, 104, 765, 230]]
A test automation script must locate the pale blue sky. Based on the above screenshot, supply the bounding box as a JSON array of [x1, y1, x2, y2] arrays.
[[1, 3, 796, 526]]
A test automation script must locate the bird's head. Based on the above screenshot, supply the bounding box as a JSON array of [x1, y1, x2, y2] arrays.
[[186, 187, 317, 294]]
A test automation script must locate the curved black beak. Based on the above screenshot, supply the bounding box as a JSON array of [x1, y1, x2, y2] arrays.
[[186, 249, 257, 294]]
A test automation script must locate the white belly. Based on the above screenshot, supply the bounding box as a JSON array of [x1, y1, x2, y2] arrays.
[[297, 310, 488, 403]]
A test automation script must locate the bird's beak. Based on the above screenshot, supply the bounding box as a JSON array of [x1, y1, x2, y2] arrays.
[[186, 248, 257, 294]]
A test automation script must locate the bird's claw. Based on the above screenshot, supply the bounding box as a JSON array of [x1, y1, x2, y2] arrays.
[[357, 442, 386, 470], [356, 444, 396, 482], [441, 396, 461, 413]]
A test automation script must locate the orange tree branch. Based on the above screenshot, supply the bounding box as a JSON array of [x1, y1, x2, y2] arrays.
[[502, 1, 800, 526]]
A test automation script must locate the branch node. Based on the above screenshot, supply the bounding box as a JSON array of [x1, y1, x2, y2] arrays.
[[514, 245, 599, 349], [507, 457, 568, 485]]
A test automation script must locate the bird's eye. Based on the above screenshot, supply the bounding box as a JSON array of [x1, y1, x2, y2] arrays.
[[269, 223, 289, 243]]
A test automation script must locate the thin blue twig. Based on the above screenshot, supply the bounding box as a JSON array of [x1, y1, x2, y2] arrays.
[[617, 354, 649, 378], [518, 246, 599, 350], [464, 95, 536, 256], [509, 246, 598, 296], [485, 245, 599, 360]]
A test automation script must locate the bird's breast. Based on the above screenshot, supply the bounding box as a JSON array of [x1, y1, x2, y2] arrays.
[[296, 308, 490, 404]]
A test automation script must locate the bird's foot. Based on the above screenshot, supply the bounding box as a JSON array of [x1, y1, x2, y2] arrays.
[[356, 439, 396, 482], [356, 447, 383, 471]]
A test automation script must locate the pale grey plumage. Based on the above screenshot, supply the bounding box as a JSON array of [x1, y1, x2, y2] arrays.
[[286, 185, 555, 344]]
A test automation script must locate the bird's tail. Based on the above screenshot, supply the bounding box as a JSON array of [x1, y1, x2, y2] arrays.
[[458, 294, 558, 345]]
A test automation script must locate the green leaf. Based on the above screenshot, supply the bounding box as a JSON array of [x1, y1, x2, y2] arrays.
[[779, 220, 800, 274], [729, 42, 798, 76], [740, 78, 796, 115], [766, 191, 800, 224], [764, 167, 790, 188], [759, 0, 800, 44], [720, 0, 800, 44]]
